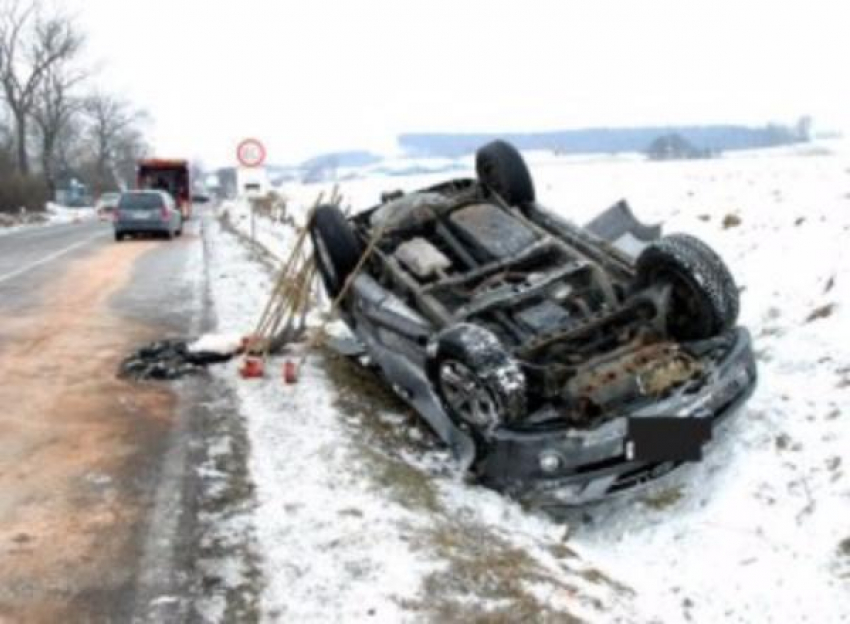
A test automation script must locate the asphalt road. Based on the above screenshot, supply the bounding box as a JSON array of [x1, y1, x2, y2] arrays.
[[0, 221, 110, 316], [0, 214, 215, 621]]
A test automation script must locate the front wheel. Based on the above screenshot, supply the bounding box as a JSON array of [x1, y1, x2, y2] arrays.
[[637, 234, 739, 340], [428, 324, 527, 437]]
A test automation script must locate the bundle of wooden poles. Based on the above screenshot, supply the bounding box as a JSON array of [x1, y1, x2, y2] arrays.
[[239, 187, 343, 379], [239, 185, 390, 382]]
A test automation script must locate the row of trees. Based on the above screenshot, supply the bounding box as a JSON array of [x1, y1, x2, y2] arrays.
[[0, 0, 148, 211]]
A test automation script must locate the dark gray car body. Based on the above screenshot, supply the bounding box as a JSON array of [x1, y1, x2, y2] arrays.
[[330, 179, 757, 508]]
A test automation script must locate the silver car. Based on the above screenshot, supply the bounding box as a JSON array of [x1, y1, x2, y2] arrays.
[[114, 191, 183, 241]]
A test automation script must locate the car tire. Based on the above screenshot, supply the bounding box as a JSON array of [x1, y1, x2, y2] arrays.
[[476, 140, 536, 208], [428, 323, 527, 437], [309, 204, 363, 299], [115, 232, 123, 242], [636, 233, 739, 340]]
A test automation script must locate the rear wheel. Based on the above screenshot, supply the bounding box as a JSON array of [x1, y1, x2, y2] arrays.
[[637, 234, 739, 340], [114, 232, 124, 242], [309, 204, 363, 298], [429, 324, 526, 438], [476, 140, 536, 208]]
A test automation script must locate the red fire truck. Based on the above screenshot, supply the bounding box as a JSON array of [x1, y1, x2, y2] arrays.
[[137, 159, 192, 219]]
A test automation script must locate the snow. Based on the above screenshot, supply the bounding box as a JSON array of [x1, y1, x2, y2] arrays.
[[44, 202, 97, 225], [528, 141, 850, 623], [205, 208, 635, 621], [205, 141, 850, 622], [0, 203, 97, 237], [187, 332, 244, 356], [218, 198, 299, 261], [204, 224, 438, 621]]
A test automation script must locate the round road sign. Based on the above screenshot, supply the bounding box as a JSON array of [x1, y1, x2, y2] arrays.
[[237, 138, 266, 168]]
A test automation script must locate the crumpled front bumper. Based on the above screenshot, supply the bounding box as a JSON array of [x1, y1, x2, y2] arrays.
[[476, 328, 758, 507]]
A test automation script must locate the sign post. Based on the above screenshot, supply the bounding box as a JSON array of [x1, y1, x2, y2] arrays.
[[236, 139, 267, 246], [237, 138, 267, 169]]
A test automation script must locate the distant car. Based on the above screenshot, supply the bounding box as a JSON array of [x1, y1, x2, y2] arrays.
[[96, 192, 121, 221], [114, 191, 183, 241], [309, 139, 757, 510]]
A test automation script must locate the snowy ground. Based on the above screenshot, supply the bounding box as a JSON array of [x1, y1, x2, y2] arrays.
[[204, 142, 850, 623], [0, 203, 96, 236]]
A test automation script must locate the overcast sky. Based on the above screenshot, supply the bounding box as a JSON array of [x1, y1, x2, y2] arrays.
[[67, 0, 848, 167]]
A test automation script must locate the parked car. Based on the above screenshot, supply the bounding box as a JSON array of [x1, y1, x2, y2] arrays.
[[96, 192, 121, 221], [309, 140, 757, 510], [114, 191, 182, 241]]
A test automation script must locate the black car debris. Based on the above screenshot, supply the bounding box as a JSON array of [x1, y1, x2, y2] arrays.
[[309, 140, 757, 510]]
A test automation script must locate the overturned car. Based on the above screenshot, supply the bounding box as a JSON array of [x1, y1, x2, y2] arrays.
[[309, 140, 757, 510]]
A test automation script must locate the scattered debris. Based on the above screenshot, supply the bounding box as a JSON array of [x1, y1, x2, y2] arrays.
[[722, 213, 742, 229], [698, 214, 711, 222], [794, 216, 806, 226], [119, 337, 241, 380], [805, 303, 836, 323], [239, 356, 265, 379], [283, 360, 299, 384], [774, 433, 792, 451], [824, 275, 835, 294], [641, 486, 685, 510]]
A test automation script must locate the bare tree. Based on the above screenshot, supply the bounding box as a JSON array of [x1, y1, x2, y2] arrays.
[[31, 62, 85, 192], [84, 91, 146, 193], [0, 0, 83, 174], [112, 126, 149, 190]]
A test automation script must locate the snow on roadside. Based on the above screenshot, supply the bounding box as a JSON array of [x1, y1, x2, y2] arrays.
[[532, 146, 850, 623], [203, 215, 639, 622], [44, 202, 97, 225], [0, 203, 96, 236], [216, 198, 297, 261], [208, 143, 850, 623]]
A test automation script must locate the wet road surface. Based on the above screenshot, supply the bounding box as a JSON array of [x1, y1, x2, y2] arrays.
[[0, 216, 212, 621]]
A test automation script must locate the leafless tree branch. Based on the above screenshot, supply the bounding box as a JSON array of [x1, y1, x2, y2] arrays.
[[0, 0, 83, 174]]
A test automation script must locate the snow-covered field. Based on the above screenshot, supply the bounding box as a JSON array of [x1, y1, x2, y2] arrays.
[[205, 142, 850, 623]]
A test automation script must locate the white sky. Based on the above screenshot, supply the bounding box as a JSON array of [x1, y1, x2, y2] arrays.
[[67, 0, 849, 166]]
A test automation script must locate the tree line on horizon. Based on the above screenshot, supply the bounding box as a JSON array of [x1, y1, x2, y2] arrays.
[[399, 119, 814, 159]]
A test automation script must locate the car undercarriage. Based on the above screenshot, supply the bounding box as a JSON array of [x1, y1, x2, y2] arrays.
[[310, 140, 757, 507]]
